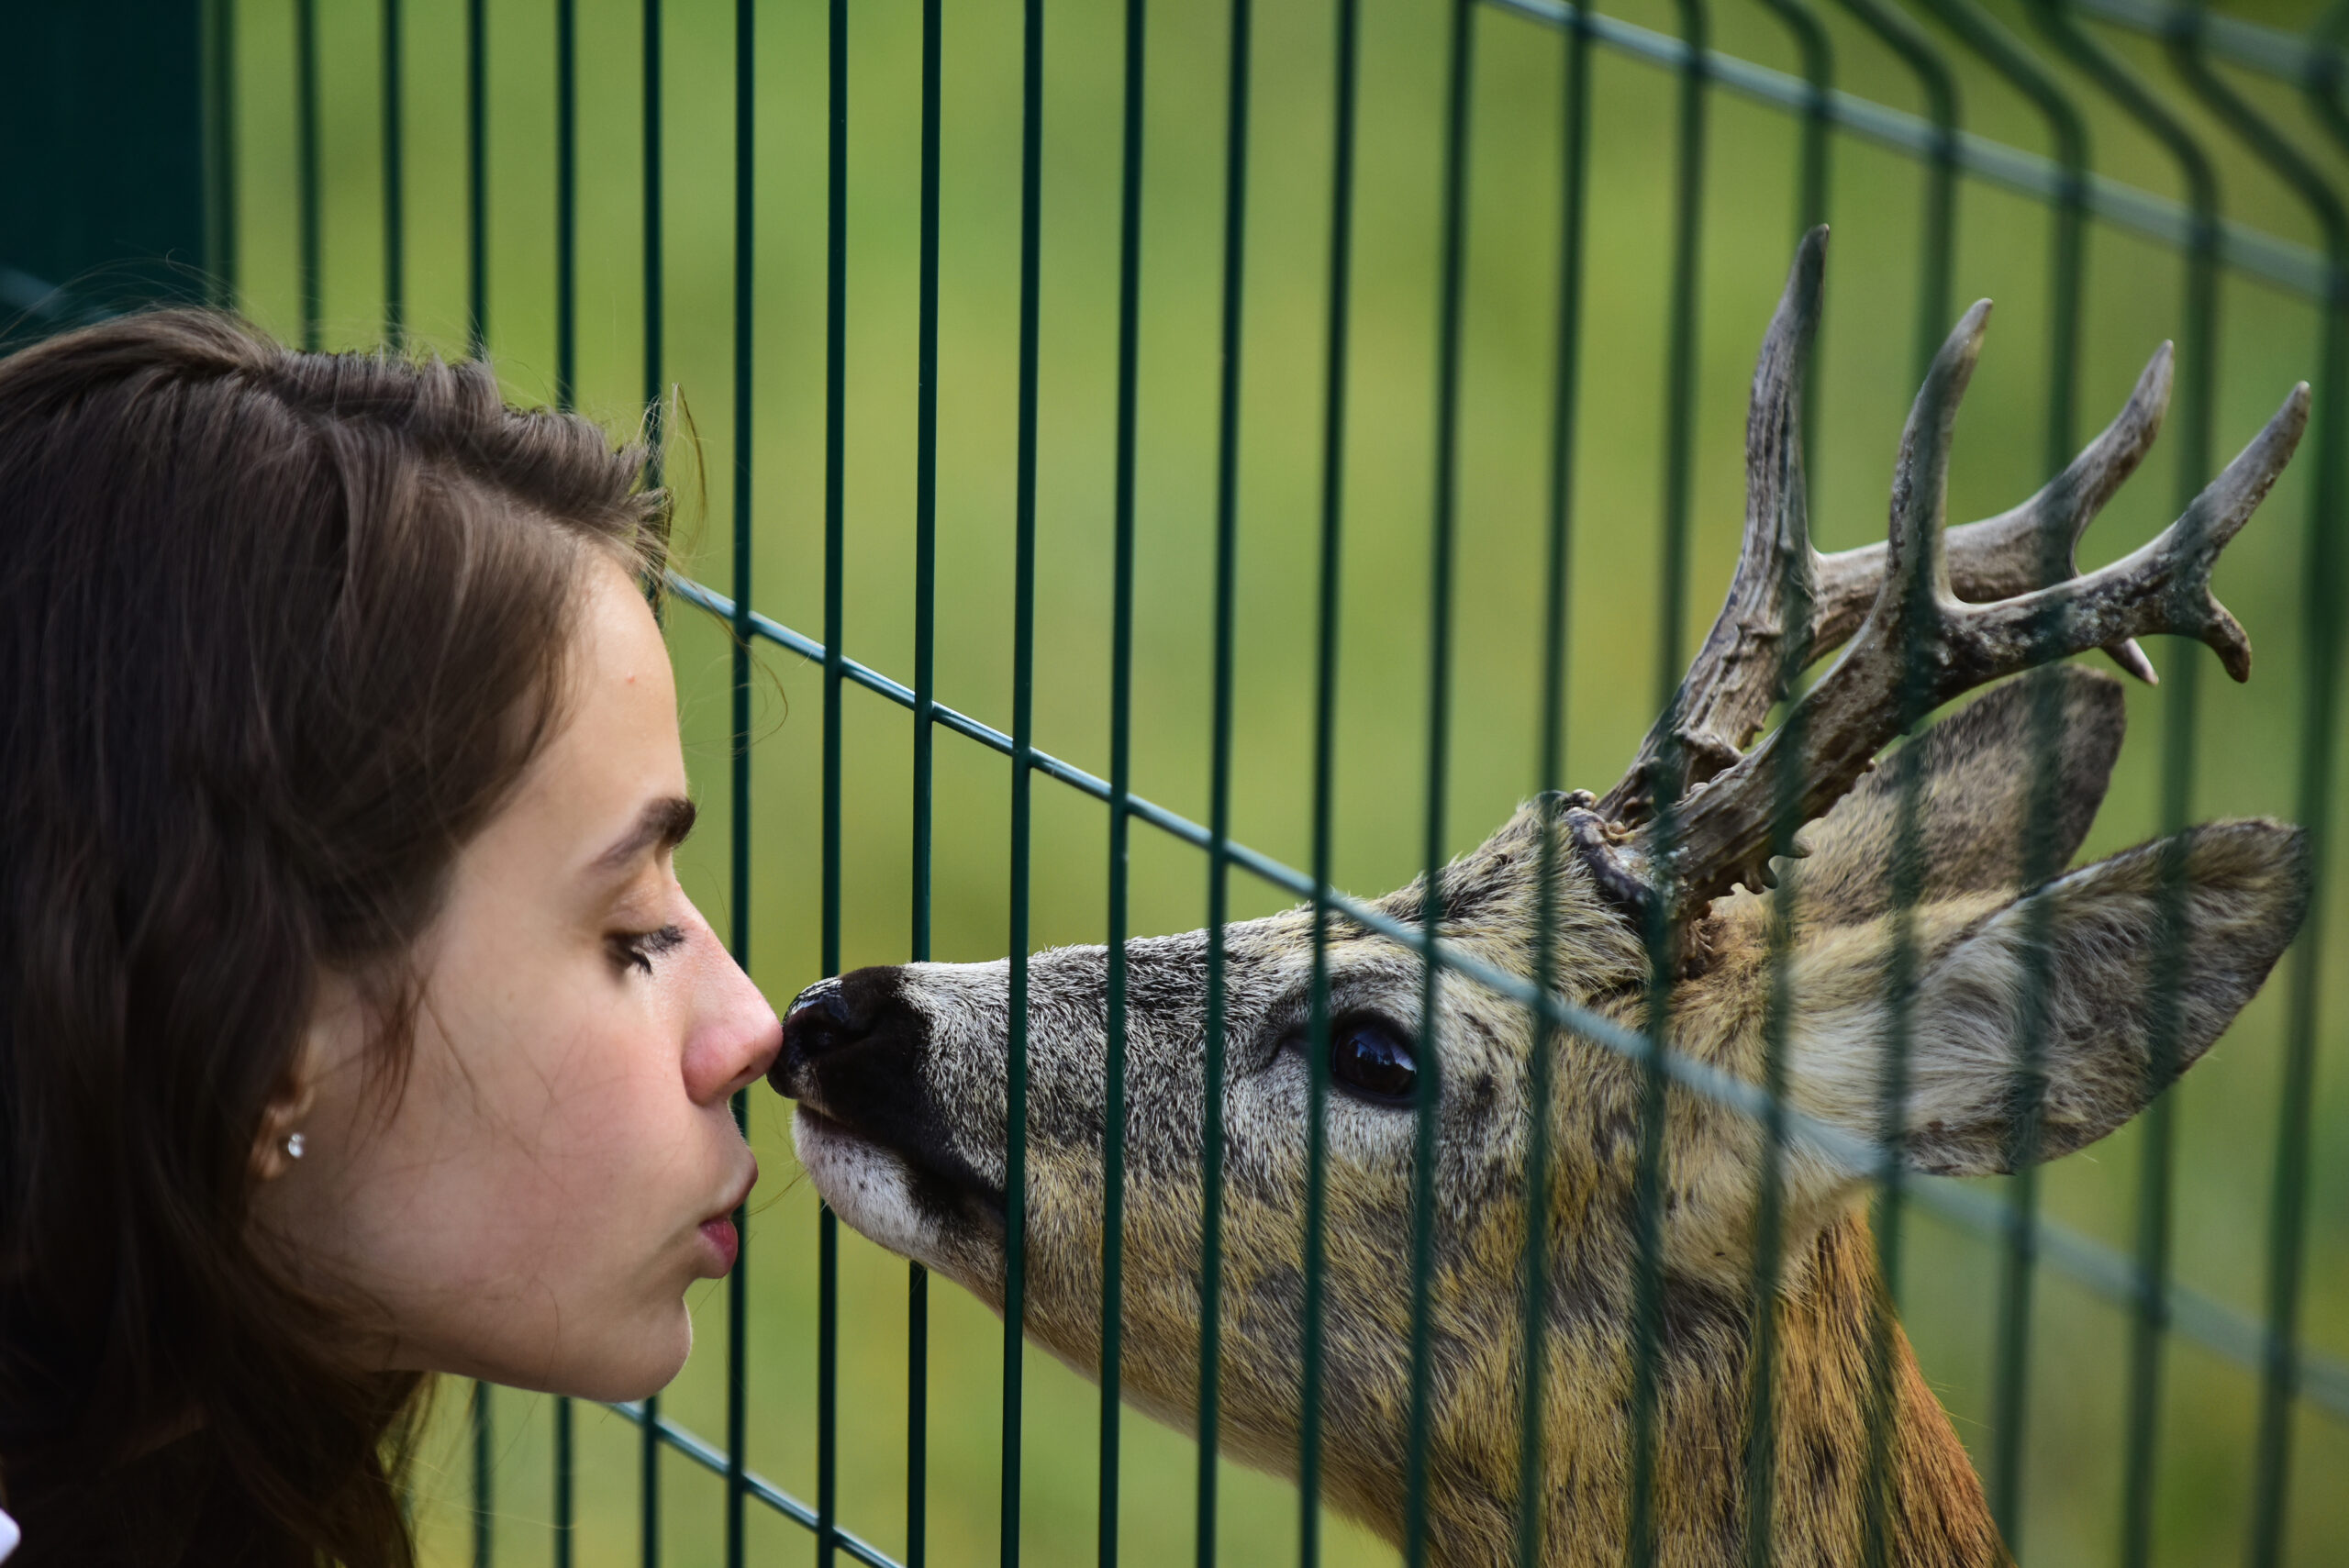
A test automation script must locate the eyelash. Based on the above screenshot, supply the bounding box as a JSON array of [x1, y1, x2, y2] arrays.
[[611, 924, 687, 976]]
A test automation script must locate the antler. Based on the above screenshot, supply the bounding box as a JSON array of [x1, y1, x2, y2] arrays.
[[1575, 230, 2309, 920], [1596, 228, 1828, 827]]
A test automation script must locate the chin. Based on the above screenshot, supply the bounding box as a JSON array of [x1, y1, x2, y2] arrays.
[[550, 1310, 694, 1404]]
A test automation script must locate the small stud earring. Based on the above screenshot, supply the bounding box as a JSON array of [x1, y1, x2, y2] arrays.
[[284, 1131, 306, 1161]]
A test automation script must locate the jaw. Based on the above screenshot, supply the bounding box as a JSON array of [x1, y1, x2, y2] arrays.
[[790, 1106, 1004, 1294]]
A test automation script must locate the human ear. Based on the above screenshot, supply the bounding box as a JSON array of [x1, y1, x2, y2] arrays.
[[250, 970, 361, 1182]]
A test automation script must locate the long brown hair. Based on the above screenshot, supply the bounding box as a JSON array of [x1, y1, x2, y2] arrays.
[[0, 312, 670, 1565]]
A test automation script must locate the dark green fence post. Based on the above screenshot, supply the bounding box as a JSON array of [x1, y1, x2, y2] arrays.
[[727, 4, 757, 1565], [1406, 5, 1475, 1564], [1516, 10, 1594, 1563], [1198, 0, 1253, 1558], [1100, 1, 1147, 1563], [638, 4, 667, 1561], [1298, 1, 1363, 1560], [909, 0, 944, 1559], [1003, 3, 1047, 1562], [818, 0, 850, 1562], [3, 0, 215, 335], [1624, 1, 1708, 1562], [1824, 0, 1956, 384]]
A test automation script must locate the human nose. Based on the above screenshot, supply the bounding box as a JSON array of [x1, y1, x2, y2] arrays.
[[682, 922, 783, 1106]]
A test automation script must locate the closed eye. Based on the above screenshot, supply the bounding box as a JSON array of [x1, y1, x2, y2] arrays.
[[610, 923, 687, 976]]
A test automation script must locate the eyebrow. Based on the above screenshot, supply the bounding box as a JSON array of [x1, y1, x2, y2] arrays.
[[591, 795, 698, 875]]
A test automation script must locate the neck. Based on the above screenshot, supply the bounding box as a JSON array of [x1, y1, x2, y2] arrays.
[[1341, 1216, 2009, 1568]]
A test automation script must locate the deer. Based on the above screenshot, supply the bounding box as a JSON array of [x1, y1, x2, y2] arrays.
[[769, 229, 2312, 1567]]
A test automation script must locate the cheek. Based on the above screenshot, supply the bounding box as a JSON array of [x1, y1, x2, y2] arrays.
[[347, 988, 713, 1386]]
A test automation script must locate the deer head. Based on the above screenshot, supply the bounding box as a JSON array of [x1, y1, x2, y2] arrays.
[[770, 231, 2311, 1566]]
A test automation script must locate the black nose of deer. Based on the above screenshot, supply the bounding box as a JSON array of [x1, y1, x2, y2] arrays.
[[771, 966, 920, 1102]]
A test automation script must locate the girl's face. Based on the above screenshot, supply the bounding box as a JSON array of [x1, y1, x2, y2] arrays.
[[256, 556, 781, 1400]]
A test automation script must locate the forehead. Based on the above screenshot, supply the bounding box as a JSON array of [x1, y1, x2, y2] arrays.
[[471, 558, 685, 872]]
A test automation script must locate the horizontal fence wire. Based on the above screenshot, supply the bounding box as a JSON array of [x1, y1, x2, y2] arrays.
[[611, 1402, 906, 1568]]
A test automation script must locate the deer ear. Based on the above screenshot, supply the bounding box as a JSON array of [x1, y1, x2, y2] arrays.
[[1794, 666, 2126, 926], [1787, 819, 2308, 1179]]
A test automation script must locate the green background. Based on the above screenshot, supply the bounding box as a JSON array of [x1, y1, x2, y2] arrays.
[[207, 0, 2349, 1560]]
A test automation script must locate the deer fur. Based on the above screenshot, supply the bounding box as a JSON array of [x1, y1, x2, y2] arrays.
[[772, 237, 2311, 1566]]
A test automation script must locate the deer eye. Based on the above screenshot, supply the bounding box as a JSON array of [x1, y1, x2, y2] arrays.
[[1330, 1018, 1418, 1105]]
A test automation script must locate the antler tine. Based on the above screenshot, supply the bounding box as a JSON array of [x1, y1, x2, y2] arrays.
[[1812, 341, 2174, 683], [1666, 373, 2309, 910], [1957, 380, 2308, 684], [1598, 226, 1828, 827]]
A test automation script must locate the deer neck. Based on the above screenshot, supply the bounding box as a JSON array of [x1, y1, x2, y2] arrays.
[[1338, 1214, 2009, 1568]]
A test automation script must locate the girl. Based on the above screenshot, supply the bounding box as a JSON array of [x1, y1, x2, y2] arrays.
[[0, 312, 781, 1566]]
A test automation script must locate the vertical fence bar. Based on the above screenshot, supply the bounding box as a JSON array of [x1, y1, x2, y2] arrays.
[[1908, 0, 2082, 464], [463, 0, 491, 1527], [471, 1376, 493, 1568], [1753, 0, 1833, 1537], [204, 0, 239, 306], [295, 0, 319, 350], [642, 6, 671, 1565], [554, 1395, 574, 1568], [908, 0, 944, 1560], [1297, 2, 1361, 1561], [2159, 13, 2349, 1563], [380, 0, 402, 346], [1858, 485, 1935, 1568], [383, 0, 406, 345], [1732, 66, 1830, 1568], [1726, 16, 1830, 1553], [1515, 14, 1592, 1562], [1984, 447, 2069, 1568], [551, 6, 581, 1547], [816, 0, 850, 1562], [643, 0, 663, 483], [555, 0, 576, 406], [1002, 1, 1046, 1559], [639, 3, 664, 1558], [466, 0, 486, 353], [1197, 1, 1252, 1560], [1404, 5, 1472, 1565], [2123, 619, 2197, 1568], [1739, 233, 1824, 1568], [1623, 0, 1706, 1559], [1100, 0, 1146, 1562], [1753, 0, 1829, 239], [726, 2, 757, 1563], [1821, 0, 1954, 406]]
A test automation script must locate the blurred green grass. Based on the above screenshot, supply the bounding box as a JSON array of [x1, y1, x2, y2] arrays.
[[224, 0, 2349, 1561]]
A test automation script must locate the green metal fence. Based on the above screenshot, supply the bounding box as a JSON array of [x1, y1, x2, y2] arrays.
[[179, 0, 2349, 1562]]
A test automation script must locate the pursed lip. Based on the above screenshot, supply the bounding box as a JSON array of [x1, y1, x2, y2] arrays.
[[795, 1102, 1007, 1229], [689, 1159, 759, 1276]]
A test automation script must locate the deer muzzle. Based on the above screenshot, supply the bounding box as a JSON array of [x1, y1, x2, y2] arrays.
[[771, 967, 1008, 1250]]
